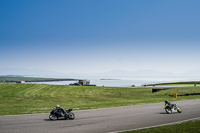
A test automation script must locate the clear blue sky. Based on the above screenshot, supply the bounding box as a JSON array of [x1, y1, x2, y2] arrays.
[[1, 0, 200, 74]]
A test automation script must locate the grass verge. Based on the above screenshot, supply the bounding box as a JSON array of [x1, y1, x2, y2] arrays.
[[0, 83, 200, 115], [123, 119, 200, 133], [148, 81, 200, 86]]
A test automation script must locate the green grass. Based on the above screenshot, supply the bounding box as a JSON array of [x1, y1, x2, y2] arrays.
[[148, 81, 200, 86], [0, 83, 200, 115], [123, 119, 200, 133], [154, 84, 196, 86]]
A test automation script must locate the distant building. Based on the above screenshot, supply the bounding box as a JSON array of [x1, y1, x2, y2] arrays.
[[70, 79, 96, 86], [16, 81, 25, 84], [78, 80, 90, 86]]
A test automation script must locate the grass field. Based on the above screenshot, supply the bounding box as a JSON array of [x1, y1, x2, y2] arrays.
[[0, 83, 200, 115], [124, 119, 200, 133], [148, 81, 200, 86]]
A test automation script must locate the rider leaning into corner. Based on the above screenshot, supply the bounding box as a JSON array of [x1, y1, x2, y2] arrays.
[[165, 100, 173, 109], [55, 105, 67, 117]]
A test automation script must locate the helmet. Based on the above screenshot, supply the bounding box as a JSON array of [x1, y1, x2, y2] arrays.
[[56, 105, 60, 109], [165, 100, 169, 104]]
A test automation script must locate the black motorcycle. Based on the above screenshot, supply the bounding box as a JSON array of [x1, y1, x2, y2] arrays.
[[49, 108, 75, 120]]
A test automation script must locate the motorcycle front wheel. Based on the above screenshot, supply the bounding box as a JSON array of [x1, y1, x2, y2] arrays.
[[68, 112, 75, 120], [49, 114, 58, 120], [165, 108, 172, 114], [177, 107, 182, 113]]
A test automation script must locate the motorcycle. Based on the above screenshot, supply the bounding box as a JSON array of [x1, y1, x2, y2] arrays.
[[164, 103, 182, 114], [49, 108, 75, 120]]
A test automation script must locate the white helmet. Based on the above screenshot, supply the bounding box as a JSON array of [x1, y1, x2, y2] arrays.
[[56, 105, 60, 109]]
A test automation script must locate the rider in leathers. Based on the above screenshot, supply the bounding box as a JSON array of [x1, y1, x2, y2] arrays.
[[55, 105, 67, 117], [165, 100, 173, 109]]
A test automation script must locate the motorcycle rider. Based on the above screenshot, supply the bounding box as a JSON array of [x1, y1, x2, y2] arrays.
[[55, 105, 67, 117], [165, 100, 173, 109]]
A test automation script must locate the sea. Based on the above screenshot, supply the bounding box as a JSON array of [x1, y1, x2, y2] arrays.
[[27, 76, 200, 87]]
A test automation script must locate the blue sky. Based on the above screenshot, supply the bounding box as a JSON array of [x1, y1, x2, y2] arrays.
[[1, 0, 200, 74]]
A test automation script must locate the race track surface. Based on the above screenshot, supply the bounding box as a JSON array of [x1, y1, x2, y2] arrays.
[[0, 99, 200, 133]]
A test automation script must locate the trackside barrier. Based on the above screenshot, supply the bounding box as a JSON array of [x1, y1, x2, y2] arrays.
[[152, 88, 171, 93], [169, 93, 200, 97]]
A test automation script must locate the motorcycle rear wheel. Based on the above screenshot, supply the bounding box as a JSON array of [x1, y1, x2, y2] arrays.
[[177, 107, 182, 113]]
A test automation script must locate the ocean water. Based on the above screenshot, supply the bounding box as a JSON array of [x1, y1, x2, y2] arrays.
[[27, 76, 200, 87]]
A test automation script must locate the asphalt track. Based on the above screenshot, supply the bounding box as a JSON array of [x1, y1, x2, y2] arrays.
[[0, 99, 200, 133]]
